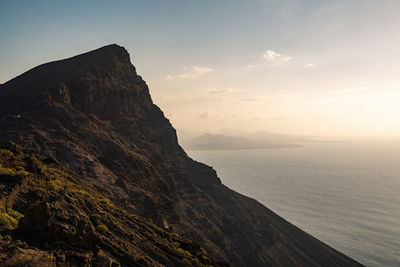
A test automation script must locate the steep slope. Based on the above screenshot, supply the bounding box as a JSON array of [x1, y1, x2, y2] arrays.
[[0, 45, 362, 266], [0, 144, 226, 266]]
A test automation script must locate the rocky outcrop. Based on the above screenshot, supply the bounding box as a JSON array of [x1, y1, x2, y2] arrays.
[[0, 45, 362, 266]]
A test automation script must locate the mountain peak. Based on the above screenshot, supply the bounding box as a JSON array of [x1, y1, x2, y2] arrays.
[[85, 43, 127, 55], [0, 45, 152, 116], [63, 44, 132, 68]]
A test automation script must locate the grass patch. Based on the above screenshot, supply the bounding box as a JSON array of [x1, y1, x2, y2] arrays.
[[0, 166, 15, 176], [0, 149, 14, 158], [169, 232, 180, 239], [48, 179, 65, 191], [7, 209, 24, 221], [177, 247, 192, 258], [0, 166, 29, 176], [98, 198, 113, 207], [14, 166, 25, 171], [96, 224, 109, 234], [0, 209, 23, 229]]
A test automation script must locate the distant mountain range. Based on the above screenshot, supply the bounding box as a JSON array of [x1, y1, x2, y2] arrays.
[[178, 129, 343, 150]]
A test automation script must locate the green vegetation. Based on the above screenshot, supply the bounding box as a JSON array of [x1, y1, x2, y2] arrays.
[[16, 169, 29, 176], [169, 232, 180, 238], [0, 166, 14, 176], [0, 149, 14, 159], [14, 166, 25, 171], [0, 145, 221, 265], [0, 213, 15, 229], [48, 179, 66, 191], [0, 209, 24, 229], [7, 209, 24, 221], [0, 166, 29, 176], [98, 198, 113, 207], [96, 224, 109, 234], [177, 247, 192, 258], [53, 201, 61, 209]]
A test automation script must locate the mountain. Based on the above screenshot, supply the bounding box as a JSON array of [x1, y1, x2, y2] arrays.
[[177, 129, 341, 151], [0, 44, 362, 266], [182, 133, 301, 150]]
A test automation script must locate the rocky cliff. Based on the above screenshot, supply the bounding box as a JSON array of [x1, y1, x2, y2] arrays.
[[0, 45, 362, 266]]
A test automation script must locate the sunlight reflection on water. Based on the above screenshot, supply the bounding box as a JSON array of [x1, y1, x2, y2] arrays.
[[188, 142, 400, 267]]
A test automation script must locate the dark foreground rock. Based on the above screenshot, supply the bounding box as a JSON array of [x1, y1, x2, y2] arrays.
[[0, 45, 363, 266]]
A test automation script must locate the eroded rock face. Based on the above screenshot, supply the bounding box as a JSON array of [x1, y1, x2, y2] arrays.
[[0, 45, 362, 266]]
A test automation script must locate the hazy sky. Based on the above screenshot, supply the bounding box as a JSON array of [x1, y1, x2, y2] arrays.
[[1, 0, 400, 137]]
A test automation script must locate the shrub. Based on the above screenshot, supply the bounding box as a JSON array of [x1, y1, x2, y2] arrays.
[[0, 167, 15, 176], [169, 232, 179, 239], [98, 198, 113, 207], [53, 201, 61, 209], [0, 149, 14, 158], [96, 224, 109, 234], [14, 166, 25, 171], [15, 170, 29, 176], [0, 212, 17, 229], [177, 247, 192, 258], [70, 188, 91, 198], [172, 241, 180, 248], [0, 166, 28, 176], [7, 209, 24, 221], [48, 179, 64, 191]]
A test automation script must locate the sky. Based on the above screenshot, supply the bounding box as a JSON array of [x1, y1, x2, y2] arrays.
[[1, 0, 400, 138]]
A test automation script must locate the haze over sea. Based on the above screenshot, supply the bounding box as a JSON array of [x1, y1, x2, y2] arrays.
[[188, 141, 400, 267]]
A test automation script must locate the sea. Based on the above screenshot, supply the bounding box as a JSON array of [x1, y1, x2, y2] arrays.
[[187, 141, 400, 267]]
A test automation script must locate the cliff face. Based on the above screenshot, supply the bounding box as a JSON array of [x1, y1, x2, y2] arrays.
[[0, 45, 362, 266]]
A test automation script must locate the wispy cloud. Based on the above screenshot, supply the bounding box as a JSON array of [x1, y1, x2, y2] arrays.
[[304, 63, 315, 68], [208, 87, 238, 95], [197, 112, 209, 119], [166, 66, 213, 80], [262, 50, 292, 62]]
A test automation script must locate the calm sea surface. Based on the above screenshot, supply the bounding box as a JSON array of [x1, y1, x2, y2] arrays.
[[187, 141, 400, 267]]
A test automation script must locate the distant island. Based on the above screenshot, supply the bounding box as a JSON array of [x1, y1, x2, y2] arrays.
[[179, 129, 344, 150]]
